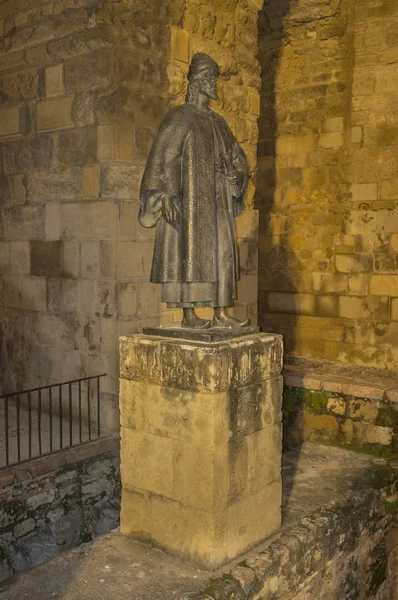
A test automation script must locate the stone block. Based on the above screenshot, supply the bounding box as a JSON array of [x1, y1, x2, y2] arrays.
[[249, 91, 260, 117], [351, 126, 363, 144], [9, 174, 26, 205], [118, 202, 138, 240], [136, 282, 161, 317], [10, 241, 30, 275], [120, 379, 230, 448], [392, 298, 398, 322], [79, 240, 100, 280], [120, 333, 283, 569], [312, 273, 348, 294], [150, 494, 228, 569], [318, 132, 344, 148], [302, 167, 329, 189], [0, 242, 10, 273], [351, 183, 378, 202], [267, 292, 315, 315], [97, 124, 134, 163], [0, 106, 25, 138], [348, 274, 368, 296], [235, 209, 259, 240], [1, 205, 45, 240], [82, 164, 100, 199], [236, 274, 258, 305], [335, 254, 369, 274], [327, 397, 346, 416], [117, 241, 152, 280], [45, 64, 64, 97], [45, 203, 60, 241], [321, 117, 344, 133], [120, 333, 283, 397], [381, 180, 398, 201], [3, 276, 46, 311], [27, 168, 81, 204], [121, 428, 174, 497], [173, 441, 229, 512], [238, 240, 257, 275], [171, 28, 190, 64], [100, 240, 116, 279], [120, 487, 152, 541], [370, 275, 398, 296], [64, 48, 111, 93], [315, 295, 339, 318], [117, 282, 137, 317], [60, 202, 116, 240], [348, 399, 378, 422], [37, 96, 74, 131], [246, 424, 282, 494], [30, 241, 61, 277], [304, 413, 339, 433], [47, 278, 97, 314], [227, 479, 281, 561], [101, 164, 142, 200], [276, 135, 315, 155], [364, 424, 393, 446]]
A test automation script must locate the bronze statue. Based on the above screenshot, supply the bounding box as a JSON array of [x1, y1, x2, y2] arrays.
[[139, 53, 249, 329]]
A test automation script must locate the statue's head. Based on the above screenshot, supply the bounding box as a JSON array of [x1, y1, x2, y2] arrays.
[[186, 53, 219, 102]]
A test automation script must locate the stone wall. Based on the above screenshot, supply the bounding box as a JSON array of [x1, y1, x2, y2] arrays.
[[283, 362, 398, 455], [0, 437, 120, 581], [0, 0, 171, 423], [0, 0, 263, 420], [179, 443, 398, 600], [257, 0, 398, 370]]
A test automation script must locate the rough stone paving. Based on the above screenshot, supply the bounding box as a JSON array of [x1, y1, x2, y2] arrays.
[[0, 443, 397, 599]]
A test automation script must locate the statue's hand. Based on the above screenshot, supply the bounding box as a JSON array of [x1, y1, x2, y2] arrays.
[[225, 171, 244, 188], [162, 195, 180, 231]]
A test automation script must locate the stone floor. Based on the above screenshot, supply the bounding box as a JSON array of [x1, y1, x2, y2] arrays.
[[0, 442, 395, 600]]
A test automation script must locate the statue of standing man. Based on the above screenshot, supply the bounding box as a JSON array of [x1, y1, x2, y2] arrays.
[[139, 53, 249, 330]]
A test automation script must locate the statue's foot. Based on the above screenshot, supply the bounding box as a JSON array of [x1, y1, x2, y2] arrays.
[[181, 312, 211, 329], [212, 310, 251, 329]]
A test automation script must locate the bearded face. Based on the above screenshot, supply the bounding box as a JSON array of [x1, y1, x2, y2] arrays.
[[196, 69, 218, 101]]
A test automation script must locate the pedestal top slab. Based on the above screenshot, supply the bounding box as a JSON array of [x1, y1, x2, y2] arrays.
[[143, 324, 260, 343], [120, 332, 283, 392]]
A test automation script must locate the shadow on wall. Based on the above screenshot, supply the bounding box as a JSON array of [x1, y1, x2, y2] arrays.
[[256, 0, 298, 369]]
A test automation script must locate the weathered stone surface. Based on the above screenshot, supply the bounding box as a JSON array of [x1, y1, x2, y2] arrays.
[[1, 444, 397, 600], [30, 241, 61, 277], [45, 64, 64, 97], [0, 106, 25, 138], [120, 333, 283, 569], [3, 276, 46, 311], [258, 0, 398, 371], [0, 439, 119, 582], [37, 96, 74, 131]]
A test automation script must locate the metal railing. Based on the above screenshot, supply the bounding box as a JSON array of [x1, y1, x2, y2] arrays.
[[0, 374, 107, 469]]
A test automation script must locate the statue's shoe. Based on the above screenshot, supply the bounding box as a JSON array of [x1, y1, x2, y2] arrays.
[[181, 316, 211, 329], [211, 315, 251, 329]]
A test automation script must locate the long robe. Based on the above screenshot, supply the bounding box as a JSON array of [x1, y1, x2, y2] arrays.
[[138, 102, 248, 308]]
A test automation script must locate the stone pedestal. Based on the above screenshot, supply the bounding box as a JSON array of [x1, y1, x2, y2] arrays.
[[119, 332, 283, 570]]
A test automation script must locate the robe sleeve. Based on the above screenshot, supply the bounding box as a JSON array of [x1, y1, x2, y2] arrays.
[[138, 109, 186, 228], [231, 139, 249, 217]]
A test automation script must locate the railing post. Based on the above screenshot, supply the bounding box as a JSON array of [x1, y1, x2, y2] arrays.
[[4, 396, 9, 467], [0, 374, 106, 469], [97, 377, 101, 439]]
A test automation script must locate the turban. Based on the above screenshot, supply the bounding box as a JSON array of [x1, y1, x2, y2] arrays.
[[188, 53, 219, 81]]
